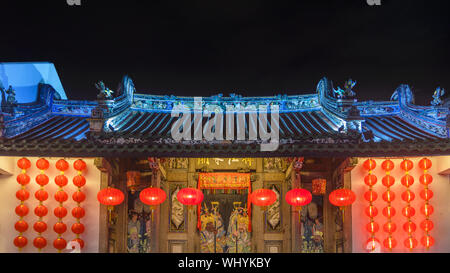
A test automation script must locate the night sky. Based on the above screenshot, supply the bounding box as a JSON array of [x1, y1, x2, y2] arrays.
[[1, 0, 449, 105]]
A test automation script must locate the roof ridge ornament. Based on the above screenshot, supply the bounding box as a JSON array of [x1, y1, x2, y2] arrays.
[[95, 81, 114, 100], [431, 87, 445, 106], [333, 79, 357, 99]]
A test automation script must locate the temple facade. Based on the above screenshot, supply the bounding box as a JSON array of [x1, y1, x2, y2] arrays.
[[1, 64, 450, 253]]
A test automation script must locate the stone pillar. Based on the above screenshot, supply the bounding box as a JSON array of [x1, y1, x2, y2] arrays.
[[94, 158, 113, 253], [251, 158, 264, 253], [187, 158, 199, 252]]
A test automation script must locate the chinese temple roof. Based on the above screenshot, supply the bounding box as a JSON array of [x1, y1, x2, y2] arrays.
[[0, 75, 449, 157]]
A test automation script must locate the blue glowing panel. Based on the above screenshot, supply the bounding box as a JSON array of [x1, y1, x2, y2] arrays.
[[0, 62, 67, 103]]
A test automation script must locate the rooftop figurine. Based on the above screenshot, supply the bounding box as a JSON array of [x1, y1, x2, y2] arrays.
[[431, 87, 445, 106], [95, 81, 114, 99], [333, 79, 357, 99]]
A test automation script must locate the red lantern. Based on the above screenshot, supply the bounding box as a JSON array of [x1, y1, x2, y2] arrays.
[[366, 222, 379, 233], [33, 237, 47, 249], [55, 175, 68, 187], [365, 238, 380, 252], [250, 189, 277, 207], [420, 219, 434, 232], [17, 158, 31, 170], [34, 205, 48, 217], [72, 207, 86, 219], [36, 158, 49, 170], [56, 159, 69, 172], [140, 188, 167, 206], [72, 238, 85, 249], [15, 205, 29, 217], [402, 206, 415, 217], [55, 191, 69, 203], [16, 189, 30, 201], [35, 190, 48, 202], [73, 159, 87, 172], [54, 222, 67, 234], [54, 207, 68, 218], [382, 191, 395, 202], [403, 222, 417, 233], [401, 191, 415, 202], [421, 235, 435, 248], [36, 174, 49, 186], [383, 222, 397, 233], [365, 206, 378, 218], [73, 191, 86, 203], [15, 220, 29, 233], [383, 237, 397, 250], [382, 175, 395, 187], [404, 237, 418, 250], [71, 223, 85, 234], [177, 188, 204, 206], [97, 188, 125, 206], [419, 158, 432, 170], [381, 160, 394, 172], [419, 174, 433, 186], [329, 189, 356, 207], [421, 204, 434, 216], [400, 159, 414, 172], [73, 175, 86, 188], [401, 175, 414, 187], [311, 179, 326, 195], [53, 238, 67, 250], [420, 189, 434, 201], [364, 174, 378, 186], [364, 191, 378, 202], [285, 189, 312, 208], [14, 236, 28, 248], [33, 221, 48, 233], [363, 159, 377, 171], [17, 174, 30, 186]]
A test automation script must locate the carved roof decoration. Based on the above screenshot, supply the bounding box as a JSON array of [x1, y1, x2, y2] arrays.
[[0, 75, 448, 157]]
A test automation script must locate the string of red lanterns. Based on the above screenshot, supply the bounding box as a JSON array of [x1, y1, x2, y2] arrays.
[[419, 158, 434, 250], [53, 159, 69, 253], [34, 158, 50, 252], [363, 159, 379, 252], [71, 159, 87, 250], [14, 158, 32, 251], [400, 159, 418, 251], [381, 159, 397, 251]]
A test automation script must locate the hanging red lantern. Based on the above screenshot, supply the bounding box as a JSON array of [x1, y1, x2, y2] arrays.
[[404, 237, 418, 250], [402, 206, 415, 217], [329, 189, 356, 207], [250, 189, 277, 208], [34, 205, 48, 217], [401, 191, 415, 202], [364, 174, 378, 186], [71, 223, 85, 234], [15, 205, 29, 217], [383, 237, 397, 249], [177, 188, 204, 206], [55, 191, 69, 203], [400, 159, 414, 172], [33, 237, 47, 250], [15, 220, 29, 233], [421, 235, 435, 249], [366, 222, 379, 233], [53, 238, 67, 251], [312, 179, 326, 195], [364, 191, 378, 202], [419, 174, 433, 186], [14, 236, 28, 249], [55, 175, 69, 187], [35, 190, 48, 202], [420, 220, 434, 232], [54, 207, 68, 218], [365, 206, 378, 218], [17, 173, 30, 186], [285, 189, 312, 209], [401, 175, 414, 187], [73, 175, 86, 188], [365, 238, 380, 252], [35, 174, 49, 186], [383, 222, 397, 233], [98, 187, 125, 224], [56, 159, 69, 172], [17, 158, 31, 170], [421, 204, 434, 217], [72, 207, 86, 219], [16, 189, 30, 201], [53, 222, 67, 234], [140, 188, 167, 206], [381, 159, 394, 172], [127, 171, 141, 194], [33, 221, 48, 233], [72, 238, 85, 249], [382, 191, 395, 202], [419, 158, 432, 170], [36, 158, 50, 170], [363, 159, 377, 171], [403, 222, 417, 233], [73, 159, 87, 171], [73, 191, 86, 203], [420, 189, 434, 201], [382, 175, 395, 187]]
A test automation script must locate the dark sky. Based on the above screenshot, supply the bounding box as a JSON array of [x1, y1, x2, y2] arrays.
[[1, 0, 449, 105]]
